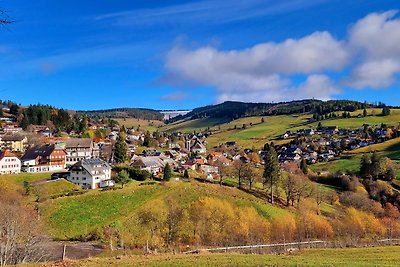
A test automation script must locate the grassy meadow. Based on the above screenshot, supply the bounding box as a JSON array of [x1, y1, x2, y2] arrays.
[[31, 246, 400, 266], [39, 181, 293, 241], [116, 118, 164, 132]]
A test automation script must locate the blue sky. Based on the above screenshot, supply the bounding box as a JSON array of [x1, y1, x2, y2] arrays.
[[0, 0, 399, 110]]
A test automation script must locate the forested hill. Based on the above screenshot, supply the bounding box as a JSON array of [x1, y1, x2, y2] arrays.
[[167, 100, 384, 122], [80, 108, 164, 121]]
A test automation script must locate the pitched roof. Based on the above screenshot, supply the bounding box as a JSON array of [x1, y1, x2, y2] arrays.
[[1, 134, 26, 142], [70, 158, 111, 173], [65, 138, 92, 148], [21, 144, 60, 161], [0, 150, 17, 160]]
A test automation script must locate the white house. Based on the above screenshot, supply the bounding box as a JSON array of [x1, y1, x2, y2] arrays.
[[0, 150, 21, 175], [68, 158, 113, 189]]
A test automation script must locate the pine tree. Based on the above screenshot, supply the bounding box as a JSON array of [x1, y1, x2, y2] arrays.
[[263, 146, 280, 203], [114, 132, 128, 164], [300, 158, 309, 175], [164, 163, 172, 181], [363, 108, 367, 117], [183, 169, 189, 179]]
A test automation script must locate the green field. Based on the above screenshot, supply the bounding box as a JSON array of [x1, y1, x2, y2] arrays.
[[116, 118, 164, 132], [39, 181, 293, 240], [34, 179, 82, 202], [0, 172, 51, 185], [30, 246, 400, 266]]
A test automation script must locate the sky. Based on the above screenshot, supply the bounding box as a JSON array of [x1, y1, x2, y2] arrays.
[[0, 0, 399, 110]]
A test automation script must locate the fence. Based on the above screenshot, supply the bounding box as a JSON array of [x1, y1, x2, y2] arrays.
[[184, 240, 327, 254]]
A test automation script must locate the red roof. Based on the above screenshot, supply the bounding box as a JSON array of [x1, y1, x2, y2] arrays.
[[0, 150, 17, 160]]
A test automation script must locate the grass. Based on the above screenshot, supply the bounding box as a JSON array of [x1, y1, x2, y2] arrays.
[[0, 172, 52, 185], [307, 109, 400, 129], [39, 181, 293, 240], [33, 179, 82, 202], [116, 118, 164, 132], [310, 155, 362, 175], [28, 246, 400, 266], [40, 183, 172, 240]]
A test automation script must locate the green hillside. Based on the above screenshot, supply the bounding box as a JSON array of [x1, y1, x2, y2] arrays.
[[162, 108, 400, 149], [39, 181, 292, 241]]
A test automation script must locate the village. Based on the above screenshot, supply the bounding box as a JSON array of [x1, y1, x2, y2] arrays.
[[1, 101, 399, 190]]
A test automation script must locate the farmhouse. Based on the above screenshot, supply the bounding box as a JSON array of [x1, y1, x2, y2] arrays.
[[21, 144, 66, 173], [68, 158, 113, 189], [0, 150, 21, 175]]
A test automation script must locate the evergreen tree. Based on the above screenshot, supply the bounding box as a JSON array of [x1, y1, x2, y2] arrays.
[[143, 130, 152, 147], [300, 158, 309, 175], [382, 107, 391, 116], [263, 146, 280, 203], [363, 108, 367, 117], [114, 132, 128, 164], [115, 170, 130, 188], [163, 163, 172, 181], [183, 169, 189, 179]]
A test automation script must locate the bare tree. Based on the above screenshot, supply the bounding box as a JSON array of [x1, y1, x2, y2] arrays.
[[0, 202, 45, 266], [242, 163, 259, 190]]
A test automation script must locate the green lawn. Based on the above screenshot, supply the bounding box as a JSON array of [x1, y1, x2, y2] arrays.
[[30, 246, 400, 267]]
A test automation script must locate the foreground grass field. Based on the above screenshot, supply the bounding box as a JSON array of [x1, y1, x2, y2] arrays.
[[39, 181, 292, 240], [34, 246, 400, 266]]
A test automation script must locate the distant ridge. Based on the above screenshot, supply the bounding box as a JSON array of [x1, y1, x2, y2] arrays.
[[79, 108, 164, 121], [165, 99, 388, 123]]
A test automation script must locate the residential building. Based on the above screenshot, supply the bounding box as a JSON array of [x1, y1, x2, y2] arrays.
[[0, 134, 28, 152], [21, 144, 66, 173], [64, 138, 100, 166], [0, 150, 21, 175], [68, 158, 113, 189], [185, 136, 207, 154]]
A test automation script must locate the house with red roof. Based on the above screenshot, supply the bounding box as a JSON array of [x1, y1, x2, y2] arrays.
[[0, 150, 21, 175]]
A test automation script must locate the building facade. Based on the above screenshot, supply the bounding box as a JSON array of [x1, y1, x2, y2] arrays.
[[0, 150, 21, 175], [68, 158, 113, 189]]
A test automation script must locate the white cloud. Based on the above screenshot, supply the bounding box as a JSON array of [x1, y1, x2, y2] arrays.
[[165, 32, 347, 102], [164, 10, 400, 102], [345, 59, 400, 89], [346, 10, 400, 88]]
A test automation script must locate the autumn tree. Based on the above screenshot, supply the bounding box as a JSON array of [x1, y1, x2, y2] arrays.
[[233, 160, 246, 188], [165, 197, 184, 246], [242, 163, 259, 190]]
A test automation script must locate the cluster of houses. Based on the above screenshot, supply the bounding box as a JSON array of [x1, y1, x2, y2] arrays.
[[277, 124, 400, 164]]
